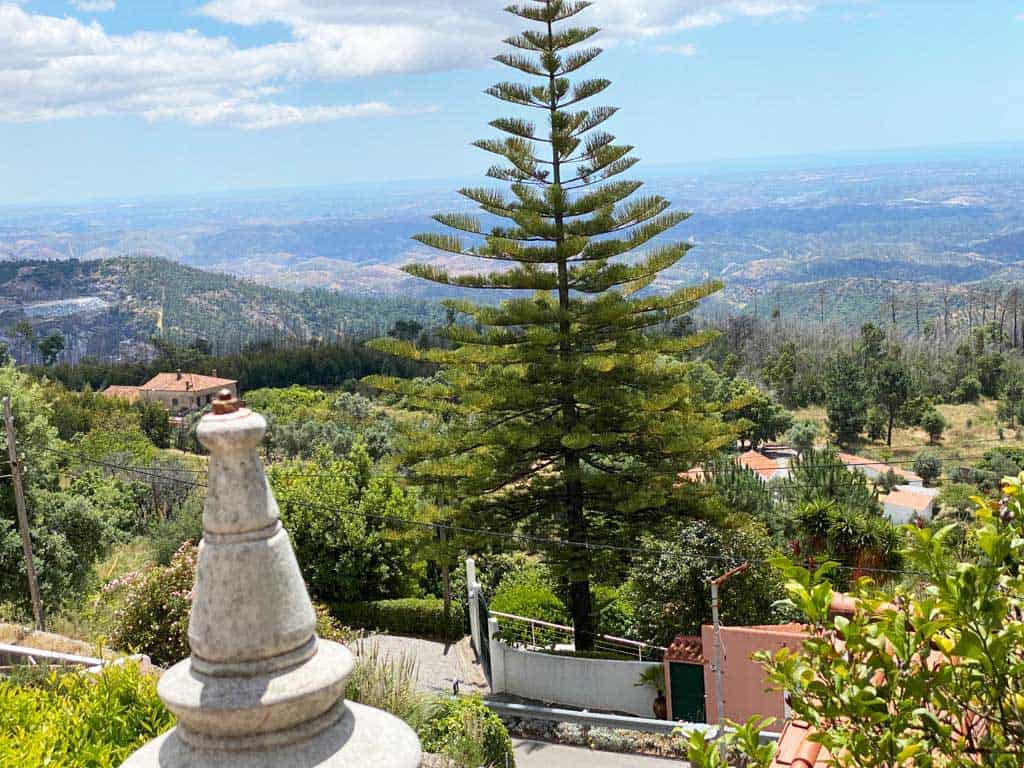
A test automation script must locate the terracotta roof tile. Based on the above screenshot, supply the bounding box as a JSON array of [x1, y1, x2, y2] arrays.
[[100, 385, 140, 403], [665, 635, 704, 663], [882, 488, 934, 512], [838, 452, 922, 483], [773, 721, 832, 768], [737, 450, 782, 480], [140, 373, 236, 393]]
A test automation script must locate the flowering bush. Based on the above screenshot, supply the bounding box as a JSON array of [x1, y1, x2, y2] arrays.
[[106, 543, 354, 667], [108, 543, 196, 666]]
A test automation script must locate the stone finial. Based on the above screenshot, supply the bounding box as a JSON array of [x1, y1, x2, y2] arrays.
[[121, 405, 421, 768]]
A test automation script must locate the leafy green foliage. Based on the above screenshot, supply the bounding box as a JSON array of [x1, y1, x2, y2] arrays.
[[683, 717, 777, 768], [0, 663, 173, 768], [746, 478, 1024, 768], [269, 444, 419, 603], [921, 408, 947, 443], [491, 572, 569, 627], [37, 331, 65, 366], [622, 519, 782, 645], [368, 0, 731, 649], [784, 419, 819, 455], [333, 598, 463, 640], [824, 353, 867, 443], [419, 695, 516, 768], [913, 448, 943, 485], [874, 358, 912, 446], [146, 493, 204, 566], [730, 379, 793, 449]]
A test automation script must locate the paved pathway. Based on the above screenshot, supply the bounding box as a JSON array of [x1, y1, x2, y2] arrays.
[[357, 635, 488, 694], [513, 739, 686, 768]]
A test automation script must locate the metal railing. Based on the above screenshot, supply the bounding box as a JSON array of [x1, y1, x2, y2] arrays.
[[0, 642, 104, 673], [489, 610, 666, 661]]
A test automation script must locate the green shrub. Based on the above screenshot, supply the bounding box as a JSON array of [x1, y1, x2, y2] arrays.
[[623, 519, 783, 645], [912, 449, 943, 485], [314, 602, 359, 645], [147, 493, 204, 566], [865, 407, 887, 441], [0, 663, 173, 767], [108, 542, 196, 666], [333, 598, 464, 640], [955, 375, 982, 403], [920, 409, 947, 444], [490, 573, 568, 625], [270, 446, 420, 603], [593, 585, 636, 639], [419, 695, 515, 768]]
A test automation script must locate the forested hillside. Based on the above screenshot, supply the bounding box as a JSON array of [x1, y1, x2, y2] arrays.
[[0, 257, 439, 363]]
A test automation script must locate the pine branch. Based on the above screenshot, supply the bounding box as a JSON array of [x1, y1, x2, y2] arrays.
[[403, 263, 559, 291], [562, 78, 612, 107], [433, 213, 482, 235], [494, 52, 547, 77], [569, 106, 618, 136], [569, 243, 691, 293], [559, 47, 602, 75], [490, 117, 544, 142], [485, 82, 547, 109], [506, 1, 593, 25]]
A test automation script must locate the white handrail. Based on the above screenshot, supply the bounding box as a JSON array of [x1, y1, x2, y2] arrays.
[[489, 610, 666, 659]]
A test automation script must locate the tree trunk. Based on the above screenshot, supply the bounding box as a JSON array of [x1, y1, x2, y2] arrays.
[[887, 410, 894, 447], [547, 12, 593, 650]]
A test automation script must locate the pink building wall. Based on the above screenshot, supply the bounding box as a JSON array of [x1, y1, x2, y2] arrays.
[[700, 623, 807, 728]]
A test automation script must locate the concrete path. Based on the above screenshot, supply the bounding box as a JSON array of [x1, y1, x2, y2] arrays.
[[513, 739, 686, 767], [357, 634, 488, 695]]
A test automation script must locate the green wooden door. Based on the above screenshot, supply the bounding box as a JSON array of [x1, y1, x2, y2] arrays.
[[668, 662, 706, 723]]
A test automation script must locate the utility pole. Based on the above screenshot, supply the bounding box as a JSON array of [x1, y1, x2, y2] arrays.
[[439, 526, 452, 645], [3, 397, 44, 631], [709, 562, 750, 758]]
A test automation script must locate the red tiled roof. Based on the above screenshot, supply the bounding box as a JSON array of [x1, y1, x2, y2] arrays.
[[101, 385, 140, 403], [140, 373, 236, 393], [837, 452, 922, 483], [665, 634, 704, 664], [738, 450, 782, 480], [882, 488, 934, 512], [773, 721, 832, 768]]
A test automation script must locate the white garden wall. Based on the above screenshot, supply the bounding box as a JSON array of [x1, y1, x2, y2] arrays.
[[487, 619, 660, 717]]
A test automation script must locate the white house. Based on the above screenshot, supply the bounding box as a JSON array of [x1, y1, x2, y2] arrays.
[[881, 485, 936, 525]]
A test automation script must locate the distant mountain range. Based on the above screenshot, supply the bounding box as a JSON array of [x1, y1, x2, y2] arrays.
[[0, 258, 438, 363], [2, 148, 1023, 345]]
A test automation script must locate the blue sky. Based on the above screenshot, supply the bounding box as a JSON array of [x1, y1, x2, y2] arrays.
[[1, 0, 1022, 204]]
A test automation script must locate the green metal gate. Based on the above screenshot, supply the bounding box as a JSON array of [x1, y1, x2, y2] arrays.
[[668, 661, 706, 723], [474, 595, 492, 684]]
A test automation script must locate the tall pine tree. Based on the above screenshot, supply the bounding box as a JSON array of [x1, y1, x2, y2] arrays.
[[368, 0, 732, 648]]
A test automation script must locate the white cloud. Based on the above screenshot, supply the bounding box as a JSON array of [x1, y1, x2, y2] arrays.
[[71, 0, 116, 12], [655, 43, 699, 56], [0, 0, 833, 129], [0, 4, 419, 128]]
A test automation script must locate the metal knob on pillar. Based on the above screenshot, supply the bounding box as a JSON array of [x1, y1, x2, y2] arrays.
[[121, 391, 421, 768]]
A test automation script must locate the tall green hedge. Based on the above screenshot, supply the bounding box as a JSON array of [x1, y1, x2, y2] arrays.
[[333, 598, 464, 640]]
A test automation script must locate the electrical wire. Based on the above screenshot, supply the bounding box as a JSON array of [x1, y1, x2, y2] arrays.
[[36, 445, 931, 578]]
